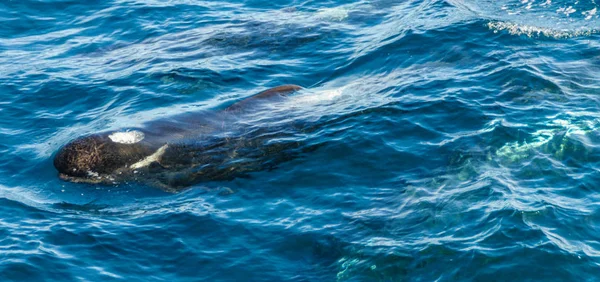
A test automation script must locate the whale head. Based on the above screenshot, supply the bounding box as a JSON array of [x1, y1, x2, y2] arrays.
[[54, 130, 156, 183]]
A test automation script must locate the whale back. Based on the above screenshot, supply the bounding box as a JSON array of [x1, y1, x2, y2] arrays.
[[224, 84, 302, 113]]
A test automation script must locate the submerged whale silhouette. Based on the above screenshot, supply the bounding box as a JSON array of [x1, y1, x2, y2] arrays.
[[54, 85, 304, 191]]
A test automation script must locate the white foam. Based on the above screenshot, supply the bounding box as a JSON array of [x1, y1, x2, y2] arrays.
[[487, 21, 597, 38], [557, 6, 577, 17], [109, 130, 145, 144], [583, 8, 598, 20], [315, 7, 350, 21], [291, 87, 344, 104]]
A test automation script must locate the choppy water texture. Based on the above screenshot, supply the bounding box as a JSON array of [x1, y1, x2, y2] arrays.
[[2, 0, 600, 281]]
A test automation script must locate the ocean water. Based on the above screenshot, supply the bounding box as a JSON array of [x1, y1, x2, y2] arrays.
[[2, 0, 600, 280]]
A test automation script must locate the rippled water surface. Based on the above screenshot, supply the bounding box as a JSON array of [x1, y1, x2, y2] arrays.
[[3, 0, 600, 280]]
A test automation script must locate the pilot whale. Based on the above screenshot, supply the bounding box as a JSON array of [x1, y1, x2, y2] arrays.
[[53, 85, 305, 191]]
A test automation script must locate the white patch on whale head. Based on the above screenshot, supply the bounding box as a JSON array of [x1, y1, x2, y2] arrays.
[[109, 130, 145, 144]]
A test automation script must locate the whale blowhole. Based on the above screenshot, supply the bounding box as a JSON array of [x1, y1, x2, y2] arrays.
[[108, 130, 145, 144]]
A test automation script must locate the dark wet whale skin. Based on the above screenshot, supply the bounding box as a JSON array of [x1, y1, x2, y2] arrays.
[[53, 85, 304, 191]]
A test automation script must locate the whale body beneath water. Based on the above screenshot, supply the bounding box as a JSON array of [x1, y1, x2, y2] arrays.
[[53, 85, 306, 191]]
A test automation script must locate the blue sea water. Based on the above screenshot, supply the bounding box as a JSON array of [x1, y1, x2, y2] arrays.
[[2, 0, 600, 280]]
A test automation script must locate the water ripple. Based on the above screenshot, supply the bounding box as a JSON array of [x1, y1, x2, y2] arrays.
[[3, 0, 600, 281]]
